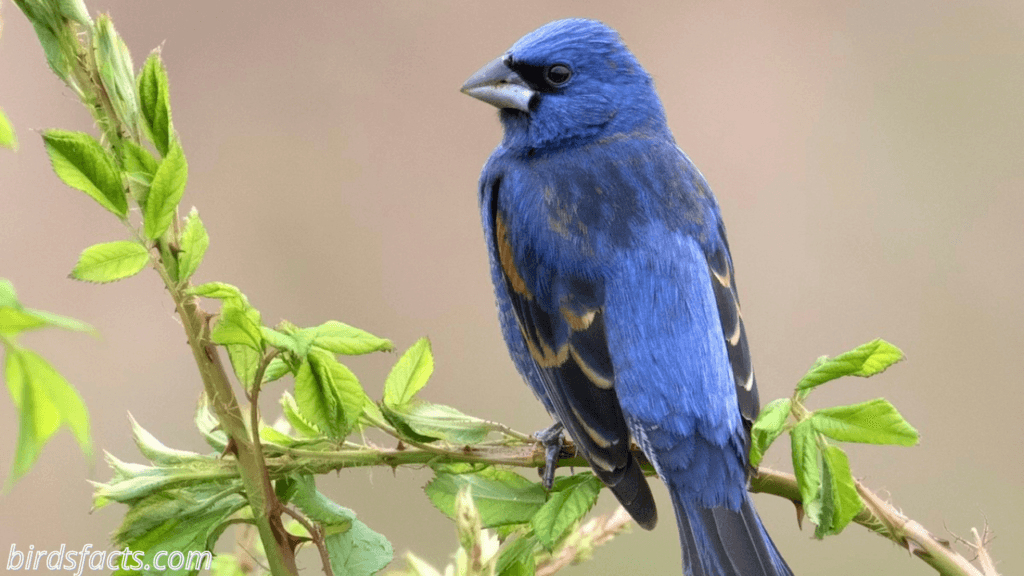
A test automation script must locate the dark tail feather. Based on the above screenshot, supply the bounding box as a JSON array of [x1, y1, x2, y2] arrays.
[[673, 492, 793, 576], [595, 453, 658, 530]]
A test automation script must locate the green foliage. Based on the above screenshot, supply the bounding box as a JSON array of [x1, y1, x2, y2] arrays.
[[70, 240, 150, 283], [530, 473, 602, 550], [138, 52, 174, 156], [796, 338, 903, 393], [143, 142, 188, 239], [750, 338, 917, 539], [426, 468, 547, 527], [43, 129, 127, 217], [94, 15, 140, 139], [177, 208, 209, 283], [287, 475, 394, 576], [0, 107, 17, 150], [0, 279, 94, 487]]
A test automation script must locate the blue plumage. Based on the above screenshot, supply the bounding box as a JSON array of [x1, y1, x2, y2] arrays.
[[463, 19, 793, 575]]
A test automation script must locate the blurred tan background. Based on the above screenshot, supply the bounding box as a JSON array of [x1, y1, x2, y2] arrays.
[[1, 1, 1022, 574]]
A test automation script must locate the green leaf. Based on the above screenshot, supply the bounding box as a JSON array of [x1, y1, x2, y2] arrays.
[[497, 534, 539, 576], [138, 51, 174, 156], [262, 326, 304, 357], [70, 241, 149, 283], [749, 398, 792, 468], [790, 420, 821, 523], [143, 142, 188, 239], [531, 473, 602, 550], [294, 352, 367, 439], [5, 348, 91, 486], [177, 207, 209, 282], [56, 0, 91, 26], [302, 321, 393, 356], [110, 483, 246, 576], [383, 337, 432, 408], [425, 469, 547, 528], [210, 305, 263, 352], [226, 344, 260, 390], [188, 281, 246, 303], [0, 280, 96, 337], [128, 414, 203, 466], [263, 356, 291, 384], [797, 339, 904, 392], [815, 444, 863, 538], [0, 107, 18, 150], [13, 1, 76, 87], [290, 474, 355, 525], [385, 401, 492, 445], [281, 391, 322, 438], [324, 518, 394, 576], [309, 351, 367, 437], [121, 140, 159, 206], [811, 398, 919, 446], [94, 15, 140, 138], [43, 130, 127, 217]]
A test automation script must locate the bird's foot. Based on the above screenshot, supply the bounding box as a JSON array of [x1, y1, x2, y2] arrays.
[[534, 422, 564, 491]]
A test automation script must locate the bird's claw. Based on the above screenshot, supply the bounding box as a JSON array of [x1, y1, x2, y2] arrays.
[[535, 422, 564, 491]]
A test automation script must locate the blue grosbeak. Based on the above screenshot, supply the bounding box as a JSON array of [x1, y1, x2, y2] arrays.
[[462, 19, 793, 576]]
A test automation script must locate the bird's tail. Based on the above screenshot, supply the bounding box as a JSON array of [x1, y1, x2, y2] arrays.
[[671, 490, 793, 576]]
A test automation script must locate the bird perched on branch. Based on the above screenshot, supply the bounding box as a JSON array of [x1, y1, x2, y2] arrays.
[[462, 18, 793, 576]]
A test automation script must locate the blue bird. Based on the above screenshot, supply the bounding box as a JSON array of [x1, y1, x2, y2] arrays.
[[462, 19, 793, 576]]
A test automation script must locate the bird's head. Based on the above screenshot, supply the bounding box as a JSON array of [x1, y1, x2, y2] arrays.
[[462, 19, 669, 151]]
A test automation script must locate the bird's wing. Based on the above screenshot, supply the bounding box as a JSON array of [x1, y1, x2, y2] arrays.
[[484, 168, 656, 529], [706, 221, 759, 467]]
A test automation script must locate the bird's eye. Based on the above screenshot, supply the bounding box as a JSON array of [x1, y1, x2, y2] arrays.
[[545, 64, 572, 87]]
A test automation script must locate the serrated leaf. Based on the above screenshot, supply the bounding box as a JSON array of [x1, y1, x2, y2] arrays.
[[70, 241, 149, 283], [178, 207, 209, 282], [797, 339, 904, 392], [309, 351, 367, 437], [749, 397, 792, 468], [188, 282, 246, 303], [138, 51, 173, 156], [302, 321, 393, 356], [94, 15, 140, 138], [262, 326, 302, 357], [425, 469, 547, 527], [43, 130, 127, 217], [211, 305, 263, 351], [0, 107, 18, 150], [122, 140, 158, 206], [384, 337, 432, 408], [281, 391, 322, 438], [815, 444, 862, 538], [388, 401, 492, 445], [295, 360, 338, 438], [128, 413, 202, 466], [290, 474, 355, 526], [227, 344, 260, 390], [790, 420, 821, 524], [109, 483, 245, 576], [143, 142, 188, 239], [496, 534, 538, 576], [531, 473, 602, 550], [263, 356, 291, 384], [325, 518, 394, 576], [13, 1, 76, 87], [811, 398, 919, 446], [5, 348, 91, 486]]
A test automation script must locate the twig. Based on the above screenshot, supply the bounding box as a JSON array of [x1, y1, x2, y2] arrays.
[[281, 506, 335, 576]]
